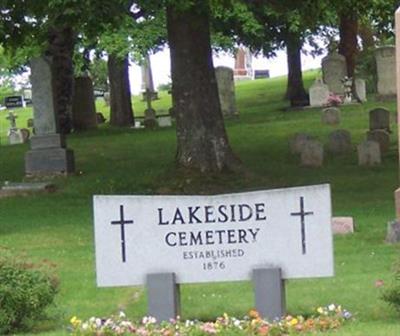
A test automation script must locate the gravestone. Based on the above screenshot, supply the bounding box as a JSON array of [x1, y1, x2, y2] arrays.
[[375, 46, 396, 98], [355, 78, 367, 102], [93, 185, 333, 321], [6, 112, 23, 145], [321, 107, 340, 125], [103, 92, 110, 106], [8, 129, 23, 145], [71, 76, 98, 131], [309, 79, 329, 107], [300, 140, 324, 167], [20, 128, 30, 143], [0, 181, 55, 198], [25, 56, 75, 175], [386, 220, 400, 243], [366, 129, 390, 152], [357, 140, 381, 166], [27, 118, 34, 128], [332, 217, 354, 235], [289, 133, 315, 154], [327, 129, 352, 154], [23, 89, 32, 105], [321, 52, 347, 95], [144, 89, 157, 129], [141, 54, 158, 100], [215, 66, 237, 117], [234, 47, 253, 80], [369, 108, 390, 132], [157, 115, 172, 128]]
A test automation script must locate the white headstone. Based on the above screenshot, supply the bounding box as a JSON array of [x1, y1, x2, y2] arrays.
[[309, 79, 330, 107], [8, 129, 23, 145], [355, 78, 367, 102], [157, 115, 172, 127], [94, 185, 333, 286], [375, 46, 396, 97]]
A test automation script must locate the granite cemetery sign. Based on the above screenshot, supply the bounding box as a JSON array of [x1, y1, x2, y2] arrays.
[[94, 184, 333, 321]]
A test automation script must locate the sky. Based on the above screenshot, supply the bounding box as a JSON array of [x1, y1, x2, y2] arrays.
[[128, 47, 326, 95]]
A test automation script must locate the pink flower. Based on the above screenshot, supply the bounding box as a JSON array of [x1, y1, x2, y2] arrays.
[[200, 322, 217, 334]]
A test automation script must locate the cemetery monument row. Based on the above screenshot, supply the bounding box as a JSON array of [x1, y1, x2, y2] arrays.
[[94, 184, 333, 321]]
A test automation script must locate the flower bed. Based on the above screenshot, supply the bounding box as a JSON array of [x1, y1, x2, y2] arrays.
[[69, 304, 352, 335], [70, 304, 352, 336]]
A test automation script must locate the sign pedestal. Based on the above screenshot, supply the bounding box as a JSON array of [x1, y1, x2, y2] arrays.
[[146, 268, 286, 323], [253, 268, 286, 320], [147, 273, 181, 321]]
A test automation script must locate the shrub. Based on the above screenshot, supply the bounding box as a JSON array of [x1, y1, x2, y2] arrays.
[[157, 81, 172, 92], [0, 248, 59, 334], [382, 260, 400, 311]]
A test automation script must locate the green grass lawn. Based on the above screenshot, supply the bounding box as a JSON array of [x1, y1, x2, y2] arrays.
[[1, 71, 400, 335]]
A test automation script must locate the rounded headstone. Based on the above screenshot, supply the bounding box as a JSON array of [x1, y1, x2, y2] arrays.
[[369, 107, 390, 132], [300, 140, 323, 167], [321, 107, 340, 125], [327, 129, 352, 154], [289, 133, 315, 154], [20, 128, 30, 143], [366, 129, 390, 152], [321, 52, 347, 95], [357, 140, 381, 166]]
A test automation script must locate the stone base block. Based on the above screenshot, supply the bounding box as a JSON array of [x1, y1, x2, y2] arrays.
[[30, 134, 66, 150], [25, 147, 75, 175], [142, 91, 159, 101]]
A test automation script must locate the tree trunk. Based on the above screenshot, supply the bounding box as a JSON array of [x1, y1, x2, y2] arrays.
[[71, 76, 98, 131], [285, 32, 308, 107], [338, 13, 359, 78], [108, 54, 134, 127], [359, 21, 375, 50], [47, 26, 75, 134], [166, 1, 240, 173]]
